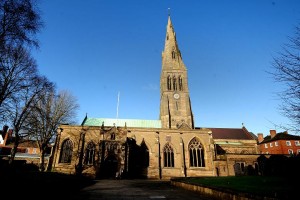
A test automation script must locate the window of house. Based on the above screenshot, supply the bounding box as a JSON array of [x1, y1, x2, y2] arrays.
[[189, 137, 205, 167], [275, 141, 278, 146], [59, 139, 73, 163], [286, 141, 291, 146], [84, 142, 95, 165], [264, 143, 268, 148], [288, 149, 293, 154], [295, 141, 300, 146], [297, 149, 300, 155], [270, 143, 273, 147], [163, 143, 174, 167]]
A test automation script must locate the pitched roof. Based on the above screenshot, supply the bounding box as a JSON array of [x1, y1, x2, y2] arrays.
[[82, 117, 162, 128], [205, 127, 256, 140], [260, 132, 300, 144]]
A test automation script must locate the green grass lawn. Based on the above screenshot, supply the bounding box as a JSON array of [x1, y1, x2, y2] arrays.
[[177, 176, 297, 199]]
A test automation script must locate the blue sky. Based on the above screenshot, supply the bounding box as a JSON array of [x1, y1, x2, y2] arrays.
[[33, 0, 300, 136]]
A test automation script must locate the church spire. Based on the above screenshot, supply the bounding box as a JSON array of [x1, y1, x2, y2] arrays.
[[160, 15, 194, 129], [162, 15, 186, 70]]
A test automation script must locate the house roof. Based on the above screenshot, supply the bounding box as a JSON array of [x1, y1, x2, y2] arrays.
[[81, 117, 162, 128], [260, 132, 300, 144], [205, 127, 256, 140], [6, 139, 39, 148]]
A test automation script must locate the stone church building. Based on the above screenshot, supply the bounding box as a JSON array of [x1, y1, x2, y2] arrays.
[[51, 16, 259, 179]]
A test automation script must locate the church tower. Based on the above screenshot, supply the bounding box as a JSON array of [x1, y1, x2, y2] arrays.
[[160, 15, 194, 129]]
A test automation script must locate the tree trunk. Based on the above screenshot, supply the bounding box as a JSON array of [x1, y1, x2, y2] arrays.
[[8, 134, 20, 165]]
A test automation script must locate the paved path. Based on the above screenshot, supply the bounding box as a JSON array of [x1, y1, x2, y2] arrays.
[[74, 179, 216, 200]]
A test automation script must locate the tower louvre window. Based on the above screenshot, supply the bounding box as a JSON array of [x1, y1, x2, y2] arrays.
[[163, 143, 174, 167], [167, 75, 172, 90], [173, 76, 177, 91], [178, 76, 183, 91]]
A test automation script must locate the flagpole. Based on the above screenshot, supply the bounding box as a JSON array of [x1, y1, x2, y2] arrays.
[[116, 91, 120, 127]]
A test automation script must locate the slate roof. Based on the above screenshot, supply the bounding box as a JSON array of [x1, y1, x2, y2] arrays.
[[205, 127, 256, 140], [260, 132, 300, 144]]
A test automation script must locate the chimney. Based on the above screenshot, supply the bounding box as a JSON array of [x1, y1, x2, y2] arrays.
[[257, 133, 264, 143], [270, 130, 276, 138], [1, 125, 8, 138]]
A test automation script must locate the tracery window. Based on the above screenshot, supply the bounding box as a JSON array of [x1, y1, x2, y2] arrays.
[[84, 142, 96, 165], [167, 75, 172, 90], [163, 143, 174, 167], [189, 137, 205, 167], [178, 76, 183, 91], [59, 139, 73, 163]]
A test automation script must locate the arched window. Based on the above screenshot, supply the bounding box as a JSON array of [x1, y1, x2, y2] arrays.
[[111, 133, 115, 140], [173, 76, 177, 91], [59, 139, 73, 163], [189, 137, 205, 167], [172, 51, 176, 59], [84, 142, 95, 165], [178, 76, 183, 91], [167, 75, 172, 90], [163, 143, 174, 167]]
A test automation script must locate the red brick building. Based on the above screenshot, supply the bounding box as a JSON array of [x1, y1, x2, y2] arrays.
[[258, 130, 300, 155]]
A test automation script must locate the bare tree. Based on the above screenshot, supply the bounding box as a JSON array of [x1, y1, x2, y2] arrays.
[[8, 74, 53, 164], [0, 0, 42, 121], [272, 24, 300, 133], [27, 90, 79, 171], [0, 45, 37, 121], [0, 0, 42, 49]]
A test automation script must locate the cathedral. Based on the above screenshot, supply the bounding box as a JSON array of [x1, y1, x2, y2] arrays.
[[51, 16, 259, 179]]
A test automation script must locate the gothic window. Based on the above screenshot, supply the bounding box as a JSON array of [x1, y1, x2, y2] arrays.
[[178, 76, 183, 91], [84, 142, 96, 165], [189, 137, 205, 167], [172, 47, 176, 59], [172, 51, 176, 59], [167, 75, 172, 90], [59, 139, 73, 163], [111, 133, 115, 140], [173, 76, 177, 91], [163, 143, 174, 167]]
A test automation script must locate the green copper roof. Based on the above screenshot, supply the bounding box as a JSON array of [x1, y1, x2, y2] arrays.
[[82, 117, 161, 128]]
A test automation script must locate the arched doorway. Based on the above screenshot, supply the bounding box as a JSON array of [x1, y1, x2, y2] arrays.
[[103, 155, 118, 179]]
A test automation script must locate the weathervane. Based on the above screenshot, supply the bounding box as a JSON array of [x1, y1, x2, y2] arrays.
[[168, 8, 171, 16]]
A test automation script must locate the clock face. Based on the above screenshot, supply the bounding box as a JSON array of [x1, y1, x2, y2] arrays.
[[173, 93, 180, 99]]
